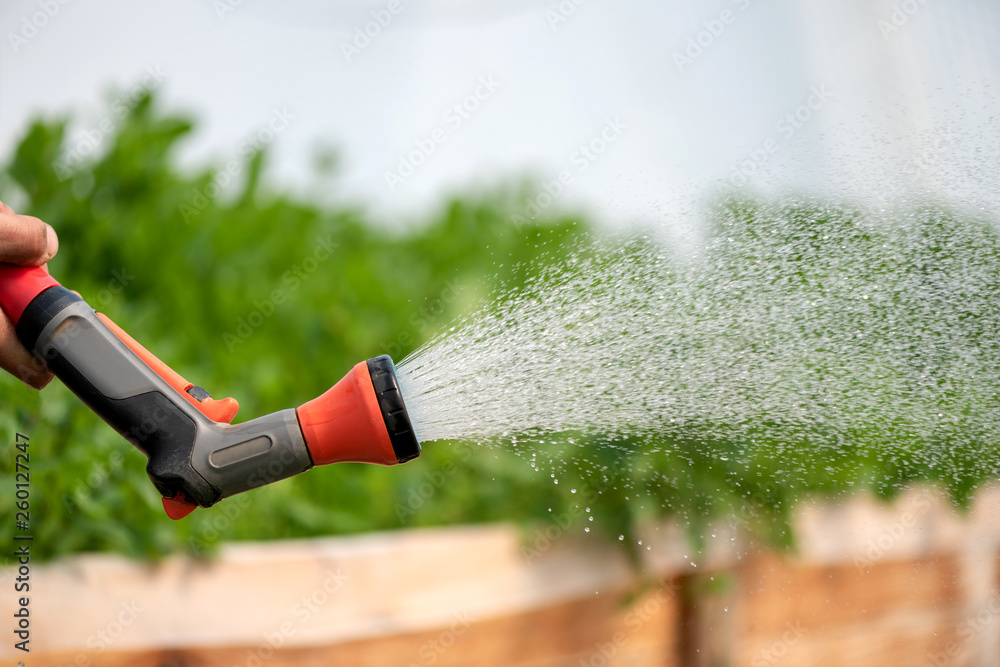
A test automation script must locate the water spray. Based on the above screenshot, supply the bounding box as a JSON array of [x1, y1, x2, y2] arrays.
[[0, 265, 421, 519]]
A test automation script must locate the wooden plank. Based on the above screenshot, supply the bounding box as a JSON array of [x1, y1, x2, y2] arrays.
[[37, 585, 681, 667], [8, 486, 1000, 666], [740, 553, 961, 633]]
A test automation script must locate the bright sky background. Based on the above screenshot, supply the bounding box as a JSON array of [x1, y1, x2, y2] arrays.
[[2, 0, 998, 236]]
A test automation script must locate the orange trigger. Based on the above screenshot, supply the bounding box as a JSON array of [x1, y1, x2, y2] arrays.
[[199, 396, 240, 424], [162, 494, 198, 520]]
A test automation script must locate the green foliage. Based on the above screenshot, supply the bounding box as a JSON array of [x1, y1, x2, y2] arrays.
[[0, 93, 590, 561], [2, 93, 998, 564]]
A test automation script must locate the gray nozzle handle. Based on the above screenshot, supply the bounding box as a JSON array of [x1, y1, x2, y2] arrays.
[[19, 287, 313, 507]]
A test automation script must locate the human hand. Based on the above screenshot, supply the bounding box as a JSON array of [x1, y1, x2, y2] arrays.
[[0, 200, 59, 388]]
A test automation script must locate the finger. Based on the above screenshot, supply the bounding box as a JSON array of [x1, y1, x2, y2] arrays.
[[44, 223, 58, 259], [42, 225, 59, 273], [0, 311, 52, 389], [0, 214, 57, 266], [0, 200, 13, 215]]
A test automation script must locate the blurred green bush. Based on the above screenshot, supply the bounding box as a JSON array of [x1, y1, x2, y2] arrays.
[[0, 93, 593, 561], [2, 93, 998, 563]]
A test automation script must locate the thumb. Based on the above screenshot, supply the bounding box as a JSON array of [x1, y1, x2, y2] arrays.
[[0, 213, 58, 266]]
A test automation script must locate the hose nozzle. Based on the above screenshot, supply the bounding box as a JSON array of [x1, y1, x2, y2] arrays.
[[0, 264, 422, 519], [298, 354, 421, 466]]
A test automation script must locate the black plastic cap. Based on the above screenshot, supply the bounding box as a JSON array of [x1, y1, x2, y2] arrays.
[[366, 355, 421, 464]]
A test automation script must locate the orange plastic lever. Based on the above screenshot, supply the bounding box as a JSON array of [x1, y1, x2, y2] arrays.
[[162, 493, 198, 520], [96, 313, 240, 424]]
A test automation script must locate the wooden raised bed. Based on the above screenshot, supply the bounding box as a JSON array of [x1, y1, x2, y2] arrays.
[[3, 486, 1000, 666]]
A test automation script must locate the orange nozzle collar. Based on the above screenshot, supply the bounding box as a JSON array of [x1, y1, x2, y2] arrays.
[[296, 361, 399, 466]]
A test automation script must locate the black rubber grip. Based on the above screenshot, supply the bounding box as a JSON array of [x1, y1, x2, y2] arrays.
[[366, 355, 421, 464], [16, 286, 83, 351]]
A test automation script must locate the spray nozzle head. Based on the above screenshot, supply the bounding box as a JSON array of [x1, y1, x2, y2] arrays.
[[366, 355, 422, 463], [297, 354, 421, 467]]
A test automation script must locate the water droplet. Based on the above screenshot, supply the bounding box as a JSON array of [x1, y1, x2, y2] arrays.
[[394, 197, 1000, 543]]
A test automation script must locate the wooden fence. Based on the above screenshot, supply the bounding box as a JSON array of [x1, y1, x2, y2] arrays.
[[4, 486, 1000, 667]]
